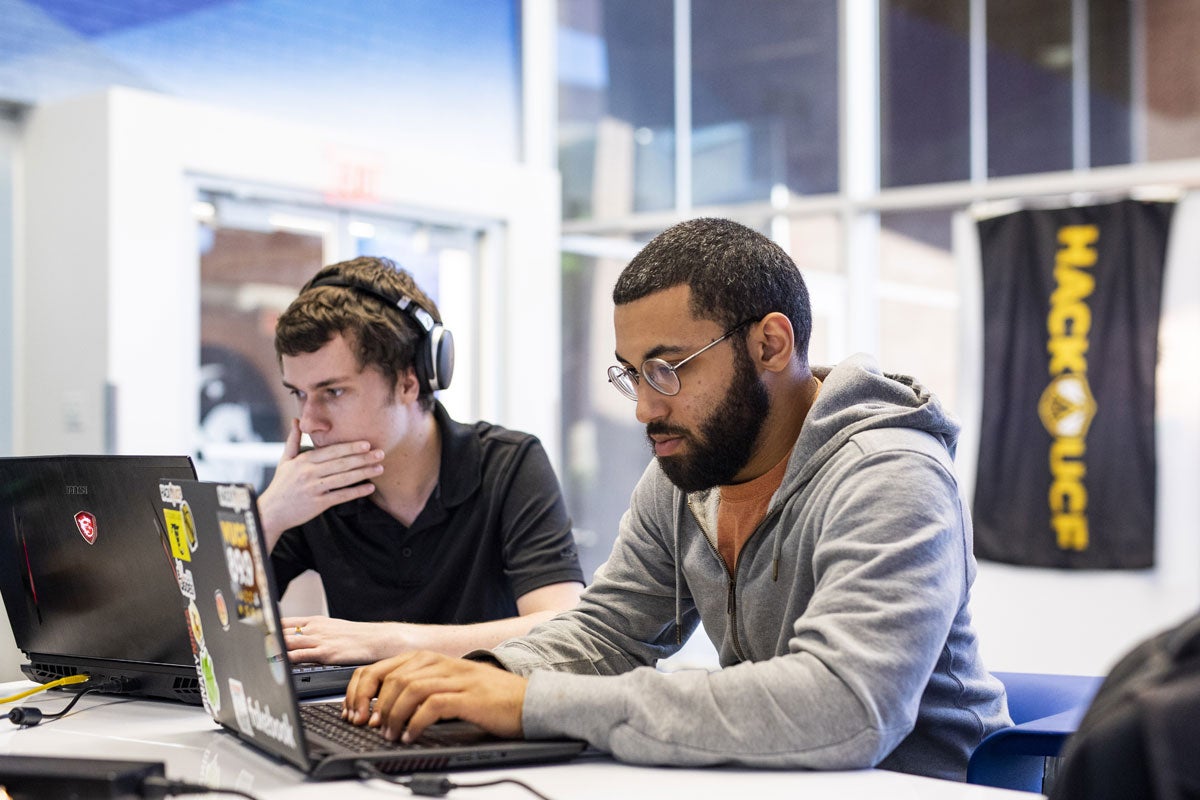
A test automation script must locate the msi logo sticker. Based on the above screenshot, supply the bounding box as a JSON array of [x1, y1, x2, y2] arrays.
[[74, 511, 98, 545]]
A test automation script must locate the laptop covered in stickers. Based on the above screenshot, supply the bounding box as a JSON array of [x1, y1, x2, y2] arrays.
[[0, 455, 355, 705], [161, 478, 586, 779]]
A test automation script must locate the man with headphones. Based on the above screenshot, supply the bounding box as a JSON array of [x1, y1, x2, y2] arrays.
[[257, 256, 584, 665]]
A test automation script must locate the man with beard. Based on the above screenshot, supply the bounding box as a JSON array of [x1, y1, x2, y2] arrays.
[[342, 218, 1010, 781]]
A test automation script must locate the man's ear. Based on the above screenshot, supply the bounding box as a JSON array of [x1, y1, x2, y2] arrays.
[[753, 312, 796, 373], [396, 366, 422, 403]]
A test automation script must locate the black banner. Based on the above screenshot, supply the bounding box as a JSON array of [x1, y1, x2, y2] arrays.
[[973, 199, 1173, 569]]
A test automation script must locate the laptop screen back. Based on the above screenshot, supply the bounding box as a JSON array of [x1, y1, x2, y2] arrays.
[[0, 455, 197, 668]]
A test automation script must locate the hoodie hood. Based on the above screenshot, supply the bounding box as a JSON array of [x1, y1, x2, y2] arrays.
[[797, 353, 960, 483], [674, 352, 963, 640]]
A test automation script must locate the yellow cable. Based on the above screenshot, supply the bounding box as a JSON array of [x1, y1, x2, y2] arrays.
[[0, 674, 89, 704]]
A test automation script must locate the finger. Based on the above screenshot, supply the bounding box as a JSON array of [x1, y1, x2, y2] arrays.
[[373, 653, 448, 737], [303, 440, 376, 466], [344, 656, 405, 725], [285, 645, 319, 663], [320, 481, 378, 507], [281, 418, 302, 461], [399, 689, 466, 743], [342, 667, 366, 721]]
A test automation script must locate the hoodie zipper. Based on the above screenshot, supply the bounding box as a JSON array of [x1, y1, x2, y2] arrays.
[[713, 537, 749, 664], [690, 498, 791, 665], [690, 501, 748, 662]]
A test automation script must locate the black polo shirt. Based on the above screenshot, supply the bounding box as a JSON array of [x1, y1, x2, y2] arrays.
[[269, 402, 583, 624]]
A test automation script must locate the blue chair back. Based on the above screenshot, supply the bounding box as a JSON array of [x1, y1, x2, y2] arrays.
[[966, 671, 1104, 793]]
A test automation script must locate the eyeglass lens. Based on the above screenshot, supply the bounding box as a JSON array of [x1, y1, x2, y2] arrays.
[[641, 359, 680, 395]]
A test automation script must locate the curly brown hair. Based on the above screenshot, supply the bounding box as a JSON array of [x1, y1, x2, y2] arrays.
[[274, 256, 441, 412]]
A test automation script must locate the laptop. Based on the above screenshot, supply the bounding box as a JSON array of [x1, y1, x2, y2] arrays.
[[160, 478, 586, 779], [0, 455, 355, 705]]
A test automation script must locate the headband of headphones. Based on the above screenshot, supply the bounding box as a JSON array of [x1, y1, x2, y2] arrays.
[[308, 275, 455, 393]]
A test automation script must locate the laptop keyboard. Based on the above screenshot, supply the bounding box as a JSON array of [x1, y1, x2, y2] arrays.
[[291, 662, 349, 675], [300, 702, 492, 752]]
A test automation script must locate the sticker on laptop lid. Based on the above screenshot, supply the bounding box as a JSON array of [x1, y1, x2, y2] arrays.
[[214, 589, 230, 631], [176, 563, 197, 601], [200, 648, 220, 714], [220, 511, 265, 625], [162, 502, 197, 562]]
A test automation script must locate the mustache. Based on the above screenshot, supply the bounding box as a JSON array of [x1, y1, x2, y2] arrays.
[[645, 421, 690, 439]]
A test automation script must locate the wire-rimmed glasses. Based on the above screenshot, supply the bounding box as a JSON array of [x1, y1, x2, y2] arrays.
[[607, 319, 754, 401]]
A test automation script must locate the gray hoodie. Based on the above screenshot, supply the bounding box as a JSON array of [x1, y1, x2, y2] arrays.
[[490, 354, 1011, 780]]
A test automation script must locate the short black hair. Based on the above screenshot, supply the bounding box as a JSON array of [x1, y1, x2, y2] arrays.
[[612, 217, 812, 359]]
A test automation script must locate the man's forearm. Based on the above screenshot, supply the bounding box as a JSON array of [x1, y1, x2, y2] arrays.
[[382, 610, 563, 660]]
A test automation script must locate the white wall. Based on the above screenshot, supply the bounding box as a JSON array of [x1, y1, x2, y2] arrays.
[[960, 195, 1200, 676]]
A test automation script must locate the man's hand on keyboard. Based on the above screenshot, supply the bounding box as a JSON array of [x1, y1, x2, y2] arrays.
[[283, 615, 392, 664], [342, 651, 526, 744]]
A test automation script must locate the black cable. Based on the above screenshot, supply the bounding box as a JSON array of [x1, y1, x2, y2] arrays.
[[140, 776, 263, 800], [4, 683, 115, 727], [355, 761, 557, 800]]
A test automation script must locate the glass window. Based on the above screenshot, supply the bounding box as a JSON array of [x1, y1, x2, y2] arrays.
[[561, 244, 654, 578], [880, 0, 971, 187], [558, 1, 675, 219], [879, 209, 955, 287], [987, 0, 1073, 177], [1089, 0, 1133, 167], [197, 210, 324, 488], [691, 0, 839, 203], [878, 210, 959, 412], [1143, 0, 1200, 161]]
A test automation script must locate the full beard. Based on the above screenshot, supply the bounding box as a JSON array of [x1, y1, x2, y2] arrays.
[[648, 347, 770, 493]]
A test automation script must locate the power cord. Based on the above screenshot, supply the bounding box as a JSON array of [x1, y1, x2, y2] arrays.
[[355, 761, 557, 800], [139, 776, 262, 800], [2, 675, 120, 727]]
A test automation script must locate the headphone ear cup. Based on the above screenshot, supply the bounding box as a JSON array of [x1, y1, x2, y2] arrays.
[[430, 327, 455, 391]]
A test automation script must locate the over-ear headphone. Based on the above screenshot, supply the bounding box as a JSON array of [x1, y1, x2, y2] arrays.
[[308, 275, 455, 392]]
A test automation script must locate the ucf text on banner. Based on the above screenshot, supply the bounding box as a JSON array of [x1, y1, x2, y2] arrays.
[[973, 199, 1173, 569]]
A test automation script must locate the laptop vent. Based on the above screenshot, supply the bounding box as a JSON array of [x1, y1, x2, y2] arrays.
[[376, 755, 453, 773], [171, 675, 202, 703], [25, 662, 83, 683]]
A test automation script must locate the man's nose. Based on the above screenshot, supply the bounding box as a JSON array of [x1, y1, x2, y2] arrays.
[[297, 400, 327, 434], [634, 382, 669, 425]]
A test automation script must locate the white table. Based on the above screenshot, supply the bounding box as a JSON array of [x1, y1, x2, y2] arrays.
[[0, 681, 1037, 799]]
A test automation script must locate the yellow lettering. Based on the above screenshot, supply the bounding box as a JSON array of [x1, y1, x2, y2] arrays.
[[1050, 266, 1096, 308], [1047, 334, 1089, 374], [220, 519, 248, 548], [1049, 479, 1086, 514], [1047, 296, 1092, 339], [1056, 225, 1099, 267], [1052, 513, 1089, 551], [1049, 437, 1086, 480], [1044, 226, 1098, 553]]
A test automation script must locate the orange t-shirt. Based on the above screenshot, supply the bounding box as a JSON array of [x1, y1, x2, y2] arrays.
[[716, 451, 791, 570]]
